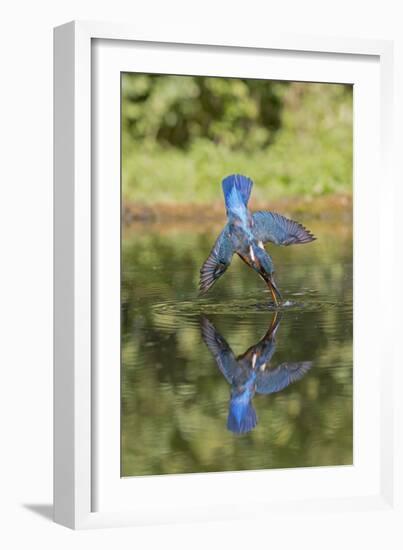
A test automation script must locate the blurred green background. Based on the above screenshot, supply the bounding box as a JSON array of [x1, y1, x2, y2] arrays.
[[122, 74, 352, 207]]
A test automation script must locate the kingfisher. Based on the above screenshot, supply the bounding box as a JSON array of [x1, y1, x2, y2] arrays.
[[199, 174, 316, 305], [201, 313, 312, 434]]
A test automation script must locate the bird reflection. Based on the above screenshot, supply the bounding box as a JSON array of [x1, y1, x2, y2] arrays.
[[201, 313, 312, 435]]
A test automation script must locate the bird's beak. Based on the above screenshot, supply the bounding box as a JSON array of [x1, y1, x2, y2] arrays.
[[268, 310, 281, 335], [267, 277, 282, 306]]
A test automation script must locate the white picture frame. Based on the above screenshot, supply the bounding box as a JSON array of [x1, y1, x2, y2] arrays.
[[54, 20, 399, 530]]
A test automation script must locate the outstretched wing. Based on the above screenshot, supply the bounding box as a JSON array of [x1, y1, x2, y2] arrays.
[[199, 225, 234, 295], [256, 362, 312, 394], [252, 211, 316, 246], [201, 317, 239, 384]]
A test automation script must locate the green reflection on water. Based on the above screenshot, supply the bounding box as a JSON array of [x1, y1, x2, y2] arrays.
[[121, 220, 352, 477]]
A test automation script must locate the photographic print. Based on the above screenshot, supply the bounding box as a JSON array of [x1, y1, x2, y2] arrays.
[[121, 74, 353, 477]]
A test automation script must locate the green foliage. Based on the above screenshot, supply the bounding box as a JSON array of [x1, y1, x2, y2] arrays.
[[122, 74, 353, 204], [122, 74, 285, 151]]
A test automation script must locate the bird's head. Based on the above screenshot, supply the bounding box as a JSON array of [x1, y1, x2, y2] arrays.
[[239, 241, 273, 272]]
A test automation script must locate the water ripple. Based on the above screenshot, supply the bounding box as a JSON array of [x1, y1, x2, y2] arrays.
[[151, 294, 352, 320]]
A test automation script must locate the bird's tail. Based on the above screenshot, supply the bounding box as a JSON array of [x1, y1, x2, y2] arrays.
[[222, 174, 253, 211], [227, 398, 258, 434]]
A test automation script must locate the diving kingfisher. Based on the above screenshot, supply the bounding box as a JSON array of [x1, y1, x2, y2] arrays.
[[201, 313, 312, 434], [199, 174, 316, 305]]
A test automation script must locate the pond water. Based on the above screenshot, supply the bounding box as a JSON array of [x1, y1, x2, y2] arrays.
[[121, 218, 353, 477]]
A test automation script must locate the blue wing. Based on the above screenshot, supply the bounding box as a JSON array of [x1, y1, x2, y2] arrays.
[[199, 226, 234, 294], [222, 174, 253, 209], [252, 211, 316, 246], [256, 362, 312, 394], [201, 317, 240, 384]]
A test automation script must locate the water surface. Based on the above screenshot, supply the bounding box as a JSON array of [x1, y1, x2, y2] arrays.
[[121, 219, 353, 476]]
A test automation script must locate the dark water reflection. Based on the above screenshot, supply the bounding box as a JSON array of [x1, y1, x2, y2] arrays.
[[121, 220, 353, 476], [201, 313, 313, 435]]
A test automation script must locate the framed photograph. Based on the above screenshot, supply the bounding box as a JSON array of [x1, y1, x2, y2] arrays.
[[54, 21, 398, 530]]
